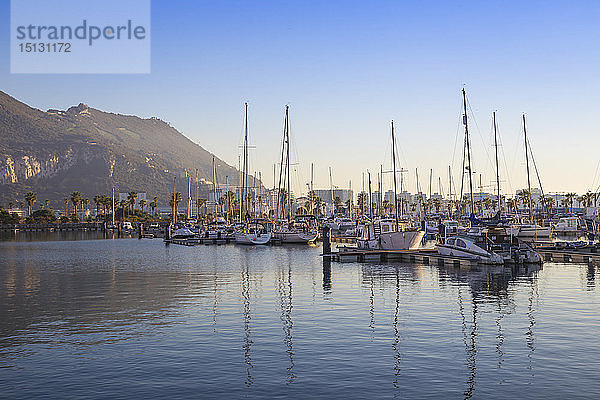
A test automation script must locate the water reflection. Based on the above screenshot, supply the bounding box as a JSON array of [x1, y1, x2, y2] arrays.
[[2, 239, 598, 399], [276, 259, 296, 383], [241, 256, 254, 386]]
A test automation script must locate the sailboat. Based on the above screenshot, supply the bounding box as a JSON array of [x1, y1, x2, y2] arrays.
[[272, 105, 318, 244], [356, 120, 425, 250], [234, 102, 272, 245], [508, 114, 551, 240]]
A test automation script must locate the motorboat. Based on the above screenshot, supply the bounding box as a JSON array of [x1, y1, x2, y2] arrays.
[[436, 236, 504, 264], [552, 216, 583, 234], [508, 224, 551, 240], [171, 227, 197, 239]]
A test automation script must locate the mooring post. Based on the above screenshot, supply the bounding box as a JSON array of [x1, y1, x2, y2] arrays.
[[322, 226, 331, 254], [166, 223, 172, 240]]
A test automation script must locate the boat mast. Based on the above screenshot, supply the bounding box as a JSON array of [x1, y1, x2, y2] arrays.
[[462, 88, 475, 215], [285, 105, 291, 221], [186, 169, 191, 220], [112, 186, 115, 226], [416, 168, 421, 221], [448, 165, 452, 218], [523, 113, 533, 223], [493, 111, 501, 214], [310, 163, 314, 216], [241, 102, 249, 222], [212, 157, 217, 218], [391, 120, 399, 228], [368, 171, 373, 221], [276, 107, 286, 221], [329, 167, 334, 217], [195, 169, 199, 220]]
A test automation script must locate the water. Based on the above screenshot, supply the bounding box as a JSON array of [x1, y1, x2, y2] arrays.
[[1, 237, 600, 399]]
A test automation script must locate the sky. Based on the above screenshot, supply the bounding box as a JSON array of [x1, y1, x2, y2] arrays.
[[2, 0, 600, 197]]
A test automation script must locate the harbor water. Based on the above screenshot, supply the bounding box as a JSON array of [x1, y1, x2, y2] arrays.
[[1, 236, 600, 399]]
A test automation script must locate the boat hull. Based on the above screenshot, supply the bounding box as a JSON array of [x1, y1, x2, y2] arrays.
[[272, 230, 318, 244], [234, 232, 271, 245]]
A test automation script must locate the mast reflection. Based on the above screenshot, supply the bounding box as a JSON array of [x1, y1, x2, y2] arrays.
[[241, 259, 253, 387], [277, 261, 296, 383]]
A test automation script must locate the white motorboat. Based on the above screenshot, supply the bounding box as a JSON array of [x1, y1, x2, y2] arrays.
[[436, 236, 503, 264], [508, 224, 551, 239], [172, 227, 196, 239], [552, 216, 582, 234]]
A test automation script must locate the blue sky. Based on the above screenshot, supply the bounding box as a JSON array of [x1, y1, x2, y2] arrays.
[[2, 0, 600, 196]]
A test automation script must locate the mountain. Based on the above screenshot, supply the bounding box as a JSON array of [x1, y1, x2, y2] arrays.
[[0, 90, 244, 208]]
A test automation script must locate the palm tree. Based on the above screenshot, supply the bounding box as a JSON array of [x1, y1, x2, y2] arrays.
[[24, 191, 36, 216], [171, 192, 182, 223], [197, 198, 207, 220], [357, 192, 367, 215], [94, 195, 103, 216], [153, 196, 158, 215], [127, 191, 138, 214], [119, 200, 128, 220], [84, 199, 90, 218], [70, 191, 83, 219], [149, 200, 157, 216], [139, 199, 146, 213], [64, 198, 69, 217], [565, 192, 577, 213], [334, 196, 343, 215]]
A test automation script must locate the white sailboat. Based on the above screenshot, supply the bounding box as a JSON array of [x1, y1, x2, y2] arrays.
[[235, 102, 271, 245], [272, 105, 318, 244], [355, 121, 425, 250]]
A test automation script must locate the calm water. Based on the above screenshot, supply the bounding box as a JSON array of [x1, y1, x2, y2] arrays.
[[1, 237, 600, 399]]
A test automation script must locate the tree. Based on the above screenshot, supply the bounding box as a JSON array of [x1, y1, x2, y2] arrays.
[[334, 196, 343, 215], [149, 200, 157, 215], [27, 209, 57, 223], [127, 191, 138, 214], [119, 200, 128, 220], [24, 191, 36, 216], [171, 192, 182, 223], [139, 199, 146, 213], [153, 196, 159, 215], [357, 192, 367, 215], [94, 195, 103, 216], [84, 198, 90, 218], [70, 191, 83, 219], [64, 198, 69, 217], [565, 192, 577, 213]]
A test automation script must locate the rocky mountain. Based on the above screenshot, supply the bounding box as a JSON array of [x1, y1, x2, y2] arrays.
[[0, 90, 243, 208]]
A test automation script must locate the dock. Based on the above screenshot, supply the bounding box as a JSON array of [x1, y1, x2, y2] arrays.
[[323, 247, 498, 267]]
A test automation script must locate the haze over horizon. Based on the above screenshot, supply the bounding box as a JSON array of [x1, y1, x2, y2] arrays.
[[2, 0, 600, 197]]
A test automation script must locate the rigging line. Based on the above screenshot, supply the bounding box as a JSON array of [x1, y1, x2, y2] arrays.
[[495, 118, 514, 197], [589, 158, 600, 193], [466, 97, 495, 181], [451, 100, 465, 172], [506, 124, 523, 196], [527, 138, 545, 199]]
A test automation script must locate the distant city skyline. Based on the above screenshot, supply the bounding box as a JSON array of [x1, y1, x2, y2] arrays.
[[2, 0, 600, 196]]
